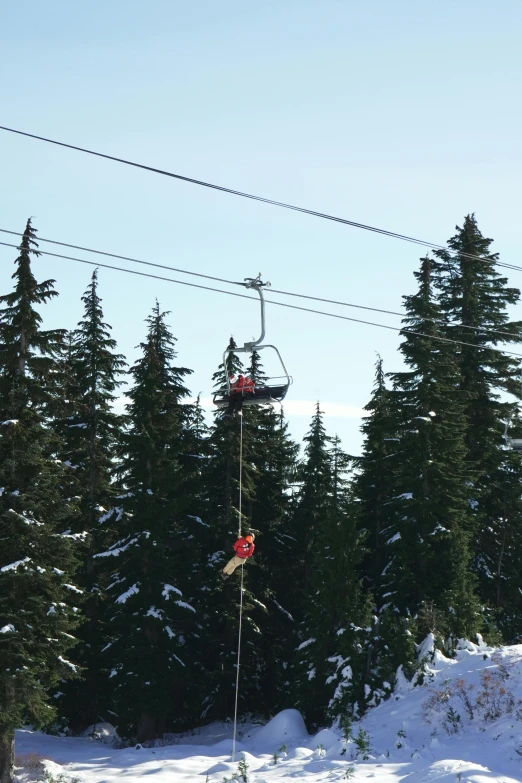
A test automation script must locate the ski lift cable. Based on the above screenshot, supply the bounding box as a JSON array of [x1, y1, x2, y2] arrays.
[[0, 124, 511, 267], [0, 227, 237, 288], [1, 238, 522, 358], [0, 227, 519, 343]]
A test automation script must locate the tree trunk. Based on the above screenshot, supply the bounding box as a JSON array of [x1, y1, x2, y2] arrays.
[[0, 729, 14, 783], [18, 330, 26, 376], [137, 714, 164, 744]]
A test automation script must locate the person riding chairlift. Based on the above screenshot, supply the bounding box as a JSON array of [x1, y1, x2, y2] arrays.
[[225, 374, 255, 415]]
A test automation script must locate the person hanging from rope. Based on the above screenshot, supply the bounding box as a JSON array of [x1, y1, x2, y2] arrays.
[[220, 533, 255, 579], [225, 374, 255, 416]]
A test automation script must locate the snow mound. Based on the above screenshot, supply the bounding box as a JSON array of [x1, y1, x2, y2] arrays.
[[311, 727, 339, 749], [288, 746, 314, 759], [203, 759, 237, 776], [204, 751, 256, 777], [246, 709, 308, 749], [401, 759, 520, 783], [81, 722, 119, 742], [209, 737, 245, 753]]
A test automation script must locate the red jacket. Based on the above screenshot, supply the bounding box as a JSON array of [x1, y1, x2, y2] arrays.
[[233, 536, 255, 559], [231, 376, 254, 395], [232, 376, 246, 391]]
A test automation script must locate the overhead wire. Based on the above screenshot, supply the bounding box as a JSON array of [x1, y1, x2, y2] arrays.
[[1, 227, 520, 343], [0, 227, 237, 288], [2, 238, 522, 358], [0, 124, 510, 267]]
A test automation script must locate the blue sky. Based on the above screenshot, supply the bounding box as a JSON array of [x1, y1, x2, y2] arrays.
[[2, 0, 522, 453]]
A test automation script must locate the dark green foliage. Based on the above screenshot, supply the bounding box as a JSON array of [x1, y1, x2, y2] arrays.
[[433, 215, 522, 639], [383, 256, 481, 640], [238, 352, 300, 714], [0, 219, 65, 404], [100, 303, 201, 741], [0, 220, 81, 768], [292, 407, 372, 726], [354, 356, 399, 589], [54, 270, 126, 731], [198, 348, 299, 721], [3, 211, 522, 748], [56, 270, 126, 525]]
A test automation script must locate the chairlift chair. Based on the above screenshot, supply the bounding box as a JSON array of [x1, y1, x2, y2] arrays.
[[213, 275, 292, 410], [503, 395, 522, 451]]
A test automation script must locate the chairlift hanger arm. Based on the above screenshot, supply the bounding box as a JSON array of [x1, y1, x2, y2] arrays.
[[241, 274, 271, 350]]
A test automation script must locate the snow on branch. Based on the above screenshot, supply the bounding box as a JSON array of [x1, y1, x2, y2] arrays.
[[58, 655, 77, 672], [115, 583, 140, 604], [1, 556, 32, 572], [296, 637, 316, 651], [175, 600, 196, 613], [162, 584, 182, 599], [94, 535, 140, 557]]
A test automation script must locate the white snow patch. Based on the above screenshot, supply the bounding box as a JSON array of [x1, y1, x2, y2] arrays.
[[175, 600, 196, 613], [64, 583, 83, 594], [115, 583, 140, 604], [82, 722, 119, 742], [57, 655, 77, 672], [1, 557, 31, 572], [296, 637, 315, 651], [187, 514, 210, 527], [162, 584, 183, 599]]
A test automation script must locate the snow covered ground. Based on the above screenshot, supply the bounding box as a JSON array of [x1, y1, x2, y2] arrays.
[[15, 641, 522, 783]]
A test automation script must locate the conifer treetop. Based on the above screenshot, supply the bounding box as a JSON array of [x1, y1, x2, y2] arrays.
[[0, 218, 65, 384]]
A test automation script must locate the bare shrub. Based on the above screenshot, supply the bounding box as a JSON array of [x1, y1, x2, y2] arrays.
[[476, 668, 515, 721], [423, 677, 474, 733], [14, 752, 51, 774], [423, 656, 518, 733]]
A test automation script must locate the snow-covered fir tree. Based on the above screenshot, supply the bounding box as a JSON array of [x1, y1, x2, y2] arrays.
[[383, 256, 482, 642], [354, 356, 400, 588], [433, 215, 522, 639], [292, 407, 371, 726], [198, 340, 261, 721], [98, 303, 202, 741], [0, 220, 82, 783], [239, 351, 299, 716], [54, 270, 126, 731]]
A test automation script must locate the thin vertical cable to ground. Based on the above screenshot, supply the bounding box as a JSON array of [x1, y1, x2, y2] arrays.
[[232, 412, 245, 761]]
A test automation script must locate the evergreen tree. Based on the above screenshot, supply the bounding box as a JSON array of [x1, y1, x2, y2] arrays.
[[354, 356, 399, 589], [383, 256, 481, 641], [199, 347, 298, 721], [292, 410, 371, 726], [100, 303, 200, 741], [0, 220, 81, 783], [433, 215, 522, 639], [239, 352, 299, 715], [55, 270, 126, 731], [58, 269, 126, 526], [292, 403, 332, 590], [198, 340, 259, 721]]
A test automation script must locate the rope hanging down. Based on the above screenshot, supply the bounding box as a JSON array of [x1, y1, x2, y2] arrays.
[[232, 411, 245, 762]]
